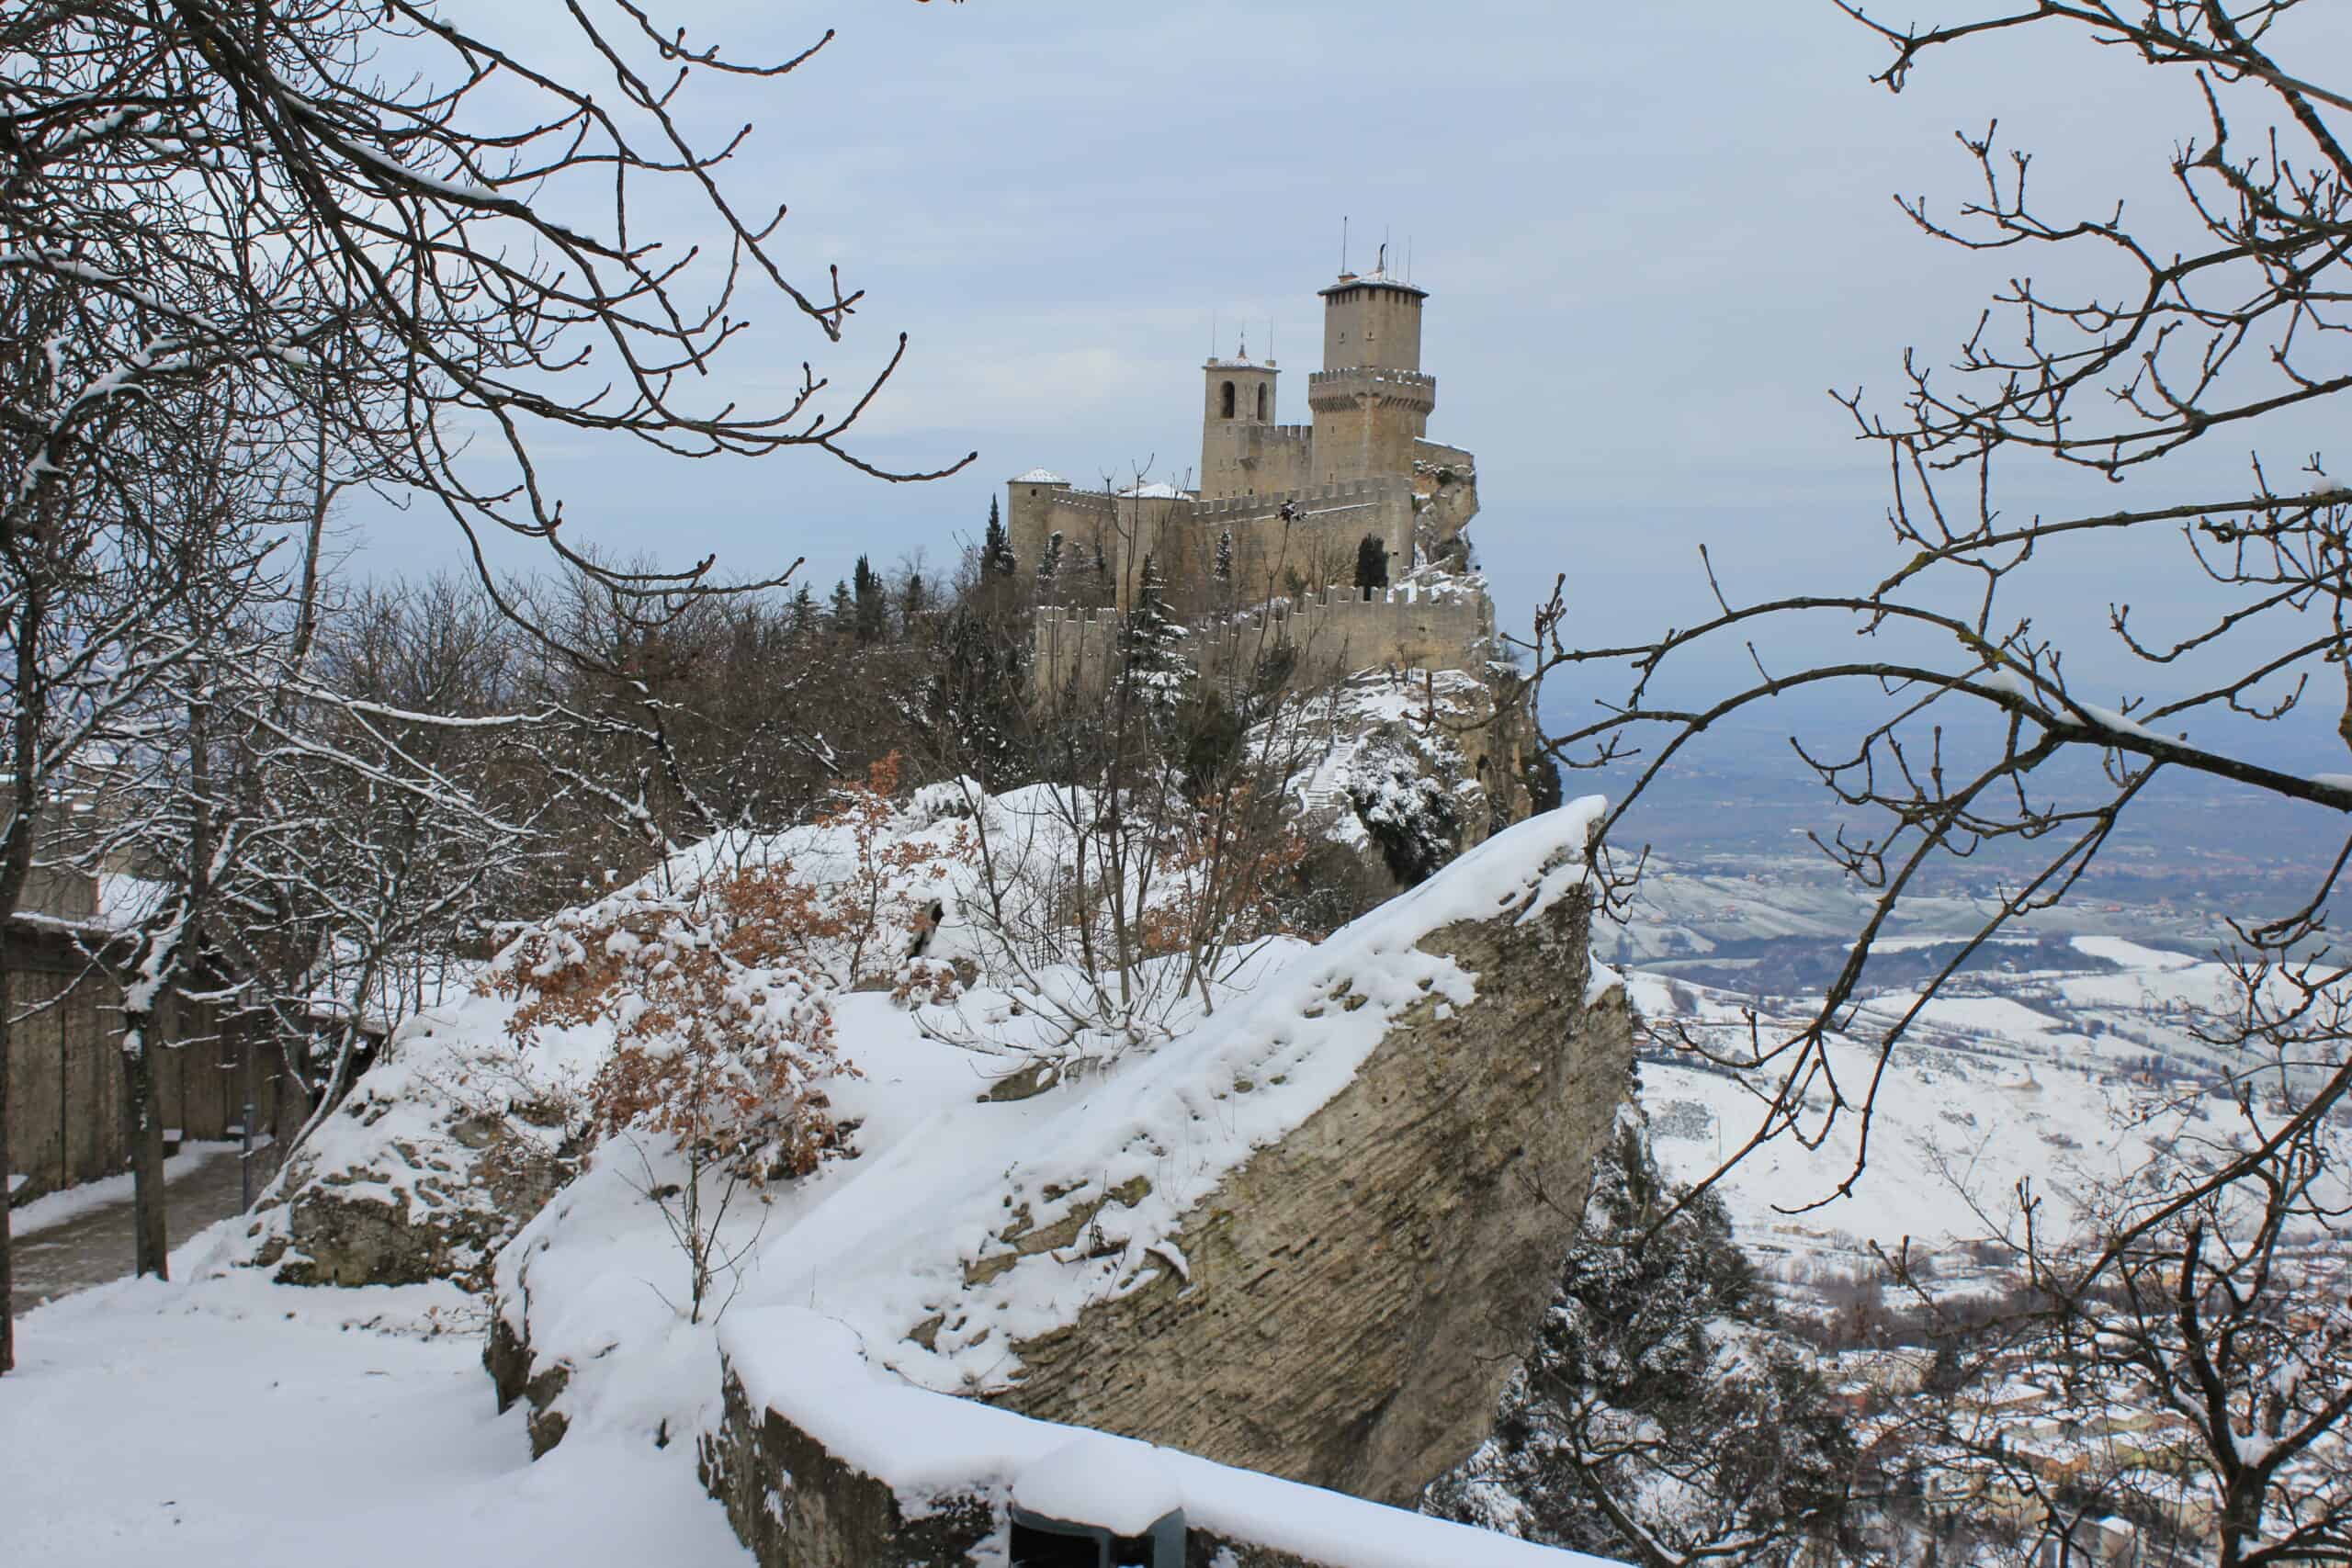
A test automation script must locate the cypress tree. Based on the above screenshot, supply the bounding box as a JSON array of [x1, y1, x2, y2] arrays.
[[982, 497, 1016, 577], [901, 570, 929, 637], [852, 555, 888, 645]]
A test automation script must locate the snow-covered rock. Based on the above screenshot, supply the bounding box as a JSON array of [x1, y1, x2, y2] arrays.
[[234, 1002, 588, 1294], [978, 804, 1632, 1505], [492, 799, 1634, 1568], [1289, 667, 1547, 894]]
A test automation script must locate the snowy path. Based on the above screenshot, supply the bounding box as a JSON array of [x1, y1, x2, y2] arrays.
[[0, 1247, 752, 1567], [9, 1142, 251, 1317]]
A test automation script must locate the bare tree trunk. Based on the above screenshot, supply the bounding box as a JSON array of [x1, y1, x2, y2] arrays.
[[0, 571, 51, 1372], [1, 953, 16, 1369], [121, 1040, 167, 1280]]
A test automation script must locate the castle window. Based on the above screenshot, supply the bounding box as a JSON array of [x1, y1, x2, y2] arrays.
[[1219, 381, 1236, 419], [1255, 384, 1268, 421]]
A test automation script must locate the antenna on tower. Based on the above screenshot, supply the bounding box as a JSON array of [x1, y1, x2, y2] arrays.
[[1210, 310, 1217, 361], [1408, 234, 1415, 285], [1340, 216, 1350, 275]]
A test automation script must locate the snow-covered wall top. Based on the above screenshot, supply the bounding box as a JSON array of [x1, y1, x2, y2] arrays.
[[715, 1303, 1626, 1568]]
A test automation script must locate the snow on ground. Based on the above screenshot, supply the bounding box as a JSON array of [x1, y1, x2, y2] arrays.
[[1852, 990, 2080, 1043], [0, 1224, 749, 1568], [2069, 934, 2199, 971]]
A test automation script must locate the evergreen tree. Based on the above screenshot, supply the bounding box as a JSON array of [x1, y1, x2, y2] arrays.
[[788, 583, 817, 635], [1036, 530, 1064, 585], [1118, 553, 1186, 701], [1424, 1115, 1856, 1567], [851, 554, 888, 645], [901, 570, 929, 637], [827, 578, 854, 633], [1215, 529, 1234, 582], [982, 497, 1017, 577], [1353, 533, 1390, 594]]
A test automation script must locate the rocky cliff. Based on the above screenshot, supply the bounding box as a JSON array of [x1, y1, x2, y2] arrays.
[[980, 820, 1632, 1504], [1298, 665, 1551, 898], [466, 798, 1632, 1564]]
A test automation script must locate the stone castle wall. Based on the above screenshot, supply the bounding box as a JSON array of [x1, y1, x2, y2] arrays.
[[1008, 484, 1186, 611], [1033, 580, 1491, 700], [1014, 478, 1418, 621], [1180, 479, 1414, 611], [1308, 368, 1437, 487], [1201, 421, 1314, 502]]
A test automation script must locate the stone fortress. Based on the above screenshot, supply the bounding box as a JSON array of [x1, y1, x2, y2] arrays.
[[1011, 260, 1496, 696]]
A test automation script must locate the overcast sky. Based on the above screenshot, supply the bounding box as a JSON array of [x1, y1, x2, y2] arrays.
[[360, 1, 2352, 733]]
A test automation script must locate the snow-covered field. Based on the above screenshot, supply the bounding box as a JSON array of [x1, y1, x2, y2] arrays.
[[0, 1239, 748, 1568], [1627, 931, 2348, 1280]]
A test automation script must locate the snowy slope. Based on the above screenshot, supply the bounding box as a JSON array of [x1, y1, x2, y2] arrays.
[[1627, 950, 2348, 1280]]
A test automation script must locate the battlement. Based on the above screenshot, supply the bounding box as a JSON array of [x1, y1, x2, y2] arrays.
[[1187, 475, 1397, 522], [1308, 367, 1437, 406], [1023, 487, 1117, 519], [1205, 423, 1312, 459], [1034, 605, 1125, 632]]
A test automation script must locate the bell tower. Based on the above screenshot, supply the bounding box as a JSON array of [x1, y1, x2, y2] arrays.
[[1198, 338, 1279, 502], [1308, 264, 1435, 486]]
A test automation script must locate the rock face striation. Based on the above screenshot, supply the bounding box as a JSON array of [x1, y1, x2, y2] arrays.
[[695, 1308, 1609, 1568], [983, 828, 1633, 1505]]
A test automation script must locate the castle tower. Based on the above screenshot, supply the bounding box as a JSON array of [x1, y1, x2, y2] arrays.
[[1197, 347, 1279, 502], [1308, 269, 1436, 486]]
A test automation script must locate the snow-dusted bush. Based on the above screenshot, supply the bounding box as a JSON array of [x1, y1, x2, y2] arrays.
[[493, 866, 854, 1320], [702, 753, 976, 995], [918, 773, 1326, 1078]]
